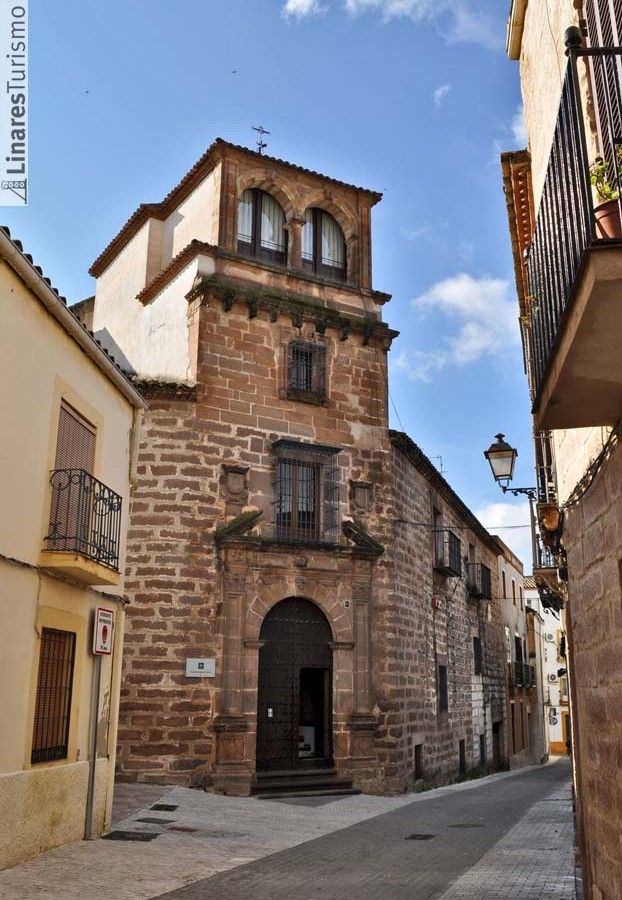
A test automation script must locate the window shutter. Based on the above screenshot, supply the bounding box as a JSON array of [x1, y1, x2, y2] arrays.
[[55, 402, 96, 473], [322, 454, 339, 543], [585, 1, 622, 187]]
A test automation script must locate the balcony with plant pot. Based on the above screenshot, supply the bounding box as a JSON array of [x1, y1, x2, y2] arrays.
[[523, 28, 622, 429]]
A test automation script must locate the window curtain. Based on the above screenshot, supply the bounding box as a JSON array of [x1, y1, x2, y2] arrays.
[[260, 193, 286, 252], [321, 213, 345, 268], [301, 208, 314, 261], [237, 189, 253, 243]]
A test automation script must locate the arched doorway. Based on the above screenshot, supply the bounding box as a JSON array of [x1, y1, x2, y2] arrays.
[[256, 597, 333, 771]]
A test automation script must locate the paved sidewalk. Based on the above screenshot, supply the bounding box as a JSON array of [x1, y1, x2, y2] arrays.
[[0, 760, 574, 900], [438, 780, 575, 899]]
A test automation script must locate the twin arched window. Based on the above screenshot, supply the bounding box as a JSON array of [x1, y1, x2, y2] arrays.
[[236, 189, 347, 281], [302, 208, 346, 282], [237, 189, 287, 265]]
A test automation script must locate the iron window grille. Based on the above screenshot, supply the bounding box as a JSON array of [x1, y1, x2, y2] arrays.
[[45, 469, 123, 571], [434, 530, 462, 577], [273, 439, 340, 544], [287, 341, 326, 403], [467, 563, 492, 600], [31, 628, 76, 764], [237, 188, 287, 266], [301, 208, 347, 282]]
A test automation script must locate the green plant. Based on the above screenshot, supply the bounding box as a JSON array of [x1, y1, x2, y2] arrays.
[[589, 146, 622, 202]]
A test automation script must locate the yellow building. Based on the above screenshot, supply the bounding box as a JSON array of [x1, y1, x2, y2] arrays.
[[0, 226, 145, 869]]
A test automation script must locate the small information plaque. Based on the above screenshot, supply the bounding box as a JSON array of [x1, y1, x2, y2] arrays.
[[185, 657, 216, 678], [93, 607, 114, 655]]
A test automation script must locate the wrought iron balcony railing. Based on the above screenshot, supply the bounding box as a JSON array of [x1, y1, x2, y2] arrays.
[[45, 469, 122, 571], [434, 530, 462, 577], [466, 563, 492, 600], [526, 36, 622, 401], [535, 533, 557, 570]]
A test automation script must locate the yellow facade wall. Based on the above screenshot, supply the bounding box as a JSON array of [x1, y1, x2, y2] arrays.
[[0, 252, 136, 868]]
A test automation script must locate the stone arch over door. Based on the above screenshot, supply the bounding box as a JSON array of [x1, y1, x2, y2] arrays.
[[256, 597, 334, 772]]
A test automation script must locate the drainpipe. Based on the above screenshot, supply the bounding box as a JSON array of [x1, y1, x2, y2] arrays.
[[84, 653, 102, 840]]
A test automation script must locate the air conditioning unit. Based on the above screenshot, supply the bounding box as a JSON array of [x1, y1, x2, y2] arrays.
[[547, 673, 557, 683], [550, 716, 559, 726], [544, 632, 555, 642]]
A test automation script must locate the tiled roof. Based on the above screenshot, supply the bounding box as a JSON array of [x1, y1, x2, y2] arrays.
[[89, 138, 383, 278], [523, 575, 537, 589], [388, 430, 499, 553]]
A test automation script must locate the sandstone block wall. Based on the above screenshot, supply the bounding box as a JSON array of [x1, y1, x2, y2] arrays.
[[563, 439, 622, 899], [376, 444, 507, 792]]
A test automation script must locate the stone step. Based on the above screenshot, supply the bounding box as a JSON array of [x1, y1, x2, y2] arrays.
[[255, 787, 361, 800], [252, 768, 355, 796]]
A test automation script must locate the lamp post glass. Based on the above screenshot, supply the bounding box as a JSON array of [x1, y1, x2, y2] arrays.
[[484, 433, 518, 485]]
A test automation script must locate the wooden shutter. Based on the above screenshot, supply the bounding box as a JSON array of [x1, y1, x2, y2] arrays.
[[55, 402, 96, 473], [584, 1, 622, 183]]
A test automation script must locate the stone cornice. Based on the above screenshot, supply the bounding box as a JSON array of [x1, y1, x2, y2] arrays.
[[131, 379, 197, 401], [189, 273, 398, 350]]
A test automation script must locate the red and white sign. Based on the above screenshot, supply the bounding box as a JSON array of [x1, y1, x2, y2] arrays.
[[93, 607, 114, 655]]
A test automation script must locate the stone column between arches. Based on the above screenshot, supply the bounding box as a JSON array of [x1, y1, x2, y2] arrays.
[[211, 545, 379, 795]]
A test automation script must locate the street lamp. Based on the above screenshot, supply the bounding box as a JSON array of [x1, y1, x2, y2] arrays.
[[483, 433, 538, 567]]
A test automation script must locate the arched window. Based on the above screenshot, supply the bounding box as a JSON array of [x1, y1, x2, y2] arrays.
[[301, 208, 346, 281], [237, 189, 287, 265]]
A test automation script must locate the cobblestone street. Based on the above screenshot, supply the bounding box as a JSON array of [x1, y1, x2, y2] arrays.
[[0, 759, 574, 900]]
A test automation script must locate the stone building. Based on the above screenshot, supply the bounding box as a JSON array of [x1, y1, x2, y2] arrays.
[[503, 1, 622, 895], [494, 540, 547, 767], [87, 138, 509, 795], [0, 227, 145, 868]]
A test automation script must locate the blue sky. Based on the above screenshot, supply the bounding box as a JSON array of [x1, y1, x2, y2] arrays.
[[6, 0, 535, 563]]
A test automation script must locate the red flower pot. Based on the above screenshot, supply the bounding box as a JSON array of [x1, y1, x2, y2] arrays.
[[594, 198, 622, 239]]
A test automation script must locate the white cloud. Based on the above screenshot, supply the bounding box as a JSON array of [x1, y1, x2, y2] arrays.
[[475, 500, 533, 571], [433, 83, 451, 106], [283, 0, 324, 19], [510, 104, 527, 146], [397, 273, 519, 381], [401, 222, 435, 241], [343, 0, 502, 49]]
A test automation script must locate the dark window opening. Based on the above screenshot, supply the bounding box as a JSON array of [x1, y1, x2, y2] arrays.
[[459, 739, 467, 775], [237, 188, 287, 265], [274, 440, 340, 544], [438, 664, 448, 713], [287, 341, 326, 403], [473, 636, 483, 675], [301, 207, 347, 281], [31, 628, 76, 764], [414, 743, 423, 780], [479, 733, 486, 765]]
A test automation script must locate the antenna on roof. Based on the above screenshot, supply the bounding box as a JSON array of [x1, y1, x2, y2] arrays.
[[252, 125, 270, 155], [432, 455, 445, 476]]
